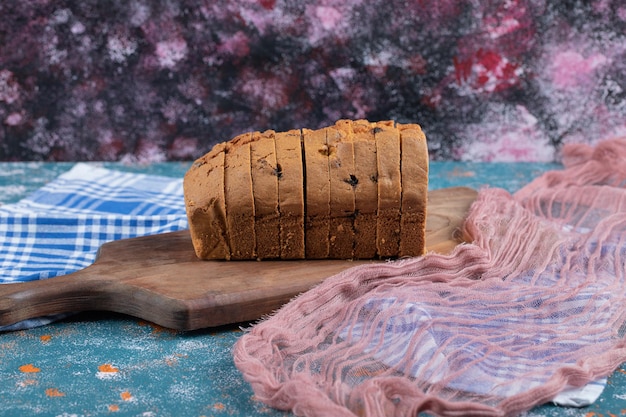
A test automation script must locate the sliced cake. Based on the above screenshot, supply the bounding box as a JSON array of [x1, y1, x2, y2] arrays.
[[398, 123, 429, 257], [275, 129, 305, 259], [352, 119, 378, 259], [184, 142, 230, 260], [303, 127, 331, 259], [374, 120, 402, 257], [327, 120, 356, 259], [225, 132, 256, 259], [250, 130, 281, 260], [183, 119, 429, 260]]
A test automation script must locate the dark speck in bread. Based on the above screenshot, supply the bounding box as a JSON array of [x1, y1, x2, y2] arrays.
[[273, 163, 283, 179], [344, 174, 359, 188]]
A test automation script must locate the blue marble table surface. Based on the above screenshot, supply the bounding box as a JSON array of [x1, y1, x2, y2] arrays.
[[0, 161, 625, 417]]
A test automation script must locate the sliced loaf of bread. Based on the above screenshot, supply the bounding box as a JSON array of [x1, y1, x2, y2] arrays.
[[184, 119, 429, 260]]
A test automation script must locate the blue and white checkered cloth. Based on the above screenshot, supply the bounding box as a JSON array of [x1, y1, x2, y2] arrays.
[[0, 163, 188, 330]]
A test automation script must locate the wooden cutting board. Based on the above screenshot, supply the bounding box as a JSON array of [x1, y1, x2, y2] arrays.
[[0, 187, 477, 331]]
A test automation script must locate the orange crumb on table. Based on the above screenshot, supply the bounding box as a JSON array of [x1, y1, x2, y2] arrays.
[[213, 402, 225, 410], [108, 404, 119, 412], [19, 364, 41, 373], [45, 388, 65, 397], [98, 364, 119, 373], [40, 335, 52, 343], [120, 391, 132, 401]]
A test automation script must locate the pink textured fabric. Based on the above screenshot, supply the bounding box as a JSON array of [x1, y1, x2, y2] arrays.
[[233, 138, 626, 417]]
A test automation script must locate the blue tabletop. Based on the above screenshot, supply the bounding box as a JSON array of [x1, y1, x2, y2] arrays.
[[0, 161, 624, 417]]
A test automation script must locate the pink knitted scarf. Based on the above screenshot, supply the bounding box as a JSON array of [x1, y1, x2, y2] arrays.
[[234, 138, 626, 417]]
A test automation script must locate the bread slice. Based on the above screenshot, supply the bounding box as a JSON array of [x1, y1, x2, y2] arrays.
[[352, 120, 378, 259], [303, 127, 331, 259], [374, 120, 402, 257], [225, 132, 256, 259], [275, 129, 305, 259], [184, 142, 230, 260], [398, 123, 429, 257], [327, 120, 356, 259], [250, 130, 280, 260]]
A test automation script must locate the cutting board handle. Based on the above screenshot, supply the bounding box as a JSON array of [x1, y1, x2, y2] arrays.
[[0, 272, 114, 326]]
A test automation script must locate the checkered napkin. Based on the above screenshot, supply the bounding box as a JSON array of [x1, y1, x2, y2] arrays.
[[0, 163, 188, 330]]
